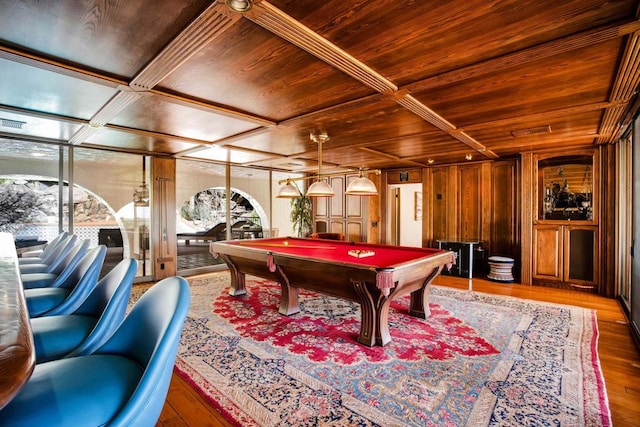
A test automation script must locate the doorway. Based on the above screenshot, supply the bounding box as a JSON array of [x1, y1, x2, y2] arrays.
[[387, 183, 422, 247]]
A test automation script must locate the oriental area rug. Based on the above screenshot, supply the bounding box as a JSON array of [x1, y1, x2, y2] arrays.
[[131, 272, 611, 426]]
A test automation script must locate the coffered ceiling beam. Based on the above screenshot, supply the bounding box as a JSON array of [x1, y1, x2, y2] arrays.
[[245, 1, 397, 94], [244, 1, 492, 158], [68, 90, 141, 144], [0, 104, 87, 126], [0, 45, 124, 88], [130, 2, 242, 91], [149, 90, 276, 126]]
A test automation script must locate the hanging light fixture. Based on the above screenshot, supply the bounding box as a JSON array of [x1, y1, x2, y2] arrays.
[[306, 132, 334, 197], [345, 169, 379, 196], [276, 178, 300, 198], [133, 157, 149, 207]]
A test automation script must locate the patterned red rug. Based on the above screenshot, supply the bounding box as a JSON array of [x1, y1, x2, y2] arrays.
[[135, 272, 611, 426]]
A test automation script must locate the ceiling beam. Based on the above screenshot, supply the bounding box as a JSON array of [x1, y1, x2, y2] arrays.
[[243, 1, 493, 157], [130, 3, 242, 90]]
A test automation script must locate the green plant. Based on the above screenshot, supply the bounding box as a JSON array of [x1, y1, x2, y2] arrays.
[[289, 182, 312, 237]]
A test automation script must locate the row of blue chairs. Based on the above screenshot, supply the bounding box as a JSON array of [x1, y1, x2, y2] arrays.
[[1, 232, 191, 426]]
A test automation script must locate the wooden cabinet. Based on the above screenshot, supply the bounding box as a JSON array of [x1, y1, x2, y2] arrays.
[[533, 224, 598, 288], [528, 149, 600, 291]]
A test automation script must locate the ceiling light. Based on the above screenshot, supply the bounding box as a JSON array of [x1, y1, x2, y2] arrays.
[[306, 180, 334, 197], [306, 132, 334, 197], [225, 0, 252, 12], [345, 169, 378, 196], [427, 158, 434, 164], [276, 179, 300, 198], [465, 154, 473, 161]]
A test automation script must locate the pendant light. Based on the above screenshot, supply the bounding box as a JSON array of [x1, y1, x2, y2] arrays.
[[276, 178, 301, 198], [306, 132, 334, 197], [345, 169, 378, 196]]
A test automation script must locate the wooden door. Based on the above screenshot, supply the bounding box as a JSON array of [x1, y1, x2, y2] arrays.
[[533, 225, 563, 281]]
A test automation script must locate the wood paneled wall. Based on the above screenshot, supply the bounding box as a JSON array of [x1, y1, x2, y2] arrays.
[[422, 160, 519, 272], [313, 174, 368, 242]]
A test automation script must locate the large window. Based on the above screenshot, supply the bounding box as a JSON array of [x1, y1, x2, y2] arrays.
[[0, 139, 151, 279]]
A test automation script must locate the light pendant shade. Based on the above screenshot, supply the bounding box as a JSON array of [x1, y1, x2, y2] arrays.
[[306, 180, 334, 197], [276, 180, 300, 198], [345, 176, 378, 196]]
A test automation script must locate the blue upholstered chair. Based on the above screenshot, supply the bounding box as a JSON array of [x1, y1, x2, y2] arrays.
[[21, 239, 90, 289], [25, 245, 107, 318], [0, 276, 190, 427], [31, 258, 138, 363], [19, 231, 69, 260], [18, 233, 76, 266], [20, 238, 89, 277]]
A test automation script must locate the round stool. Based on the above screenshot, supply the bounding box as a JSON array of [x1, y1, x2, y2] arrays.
[[487, 256, 514, 282]]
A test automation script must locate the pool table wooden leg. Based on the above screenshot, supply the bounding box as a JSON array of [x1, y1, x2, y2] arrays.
[[408, 266, 441, 318], [274, 266, 301, 316], [220, 254, 247, 296], [353, 280, 391, 347]]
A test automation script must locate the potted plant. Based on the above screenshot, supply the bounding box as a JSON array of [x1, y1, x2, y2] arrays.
[[289, 182, 312, 237]]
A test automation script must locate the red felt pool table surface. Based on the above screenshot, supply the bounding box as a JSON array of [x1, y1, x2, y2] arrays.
[[221, 237, 445, 269]]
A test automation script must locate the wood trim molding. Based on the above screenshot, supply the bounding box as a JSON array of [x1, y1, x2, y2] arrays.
[[245, 1, 495, 158], [597, 31, 640, 143], [130, 3, 241, 91], [246, 1, 397, 94]]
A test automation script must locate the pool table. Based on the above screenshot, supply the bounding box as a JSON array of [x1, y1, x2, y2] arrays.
[[210, 237, 454, 347]]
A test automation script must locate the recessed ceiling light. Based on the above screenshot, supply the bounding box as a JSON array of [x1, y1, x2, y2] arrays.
[[225, 0, 252, 12]]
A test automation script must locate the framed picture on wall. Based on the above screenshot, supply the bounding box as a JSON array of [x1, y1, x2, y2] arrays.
[[414, 191, 422, 221]]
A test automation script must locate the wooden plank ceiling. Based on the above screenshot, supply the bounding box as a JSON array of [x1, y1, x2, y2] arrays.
[[0, 0, 639, 173]]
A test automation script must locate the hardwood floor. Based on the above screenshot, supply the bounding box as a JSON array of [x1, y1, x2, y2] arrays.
[[157, 274, 640, 427]]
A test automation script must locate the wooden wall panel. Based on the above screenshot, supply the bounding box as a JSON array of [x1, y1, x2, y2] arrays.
[[431, 168, 449, 242], [346, 221, 363, 242], [313, 173, 368, 242], [330, 220, 345, 235], [457, 165, 481, 240], [152, 157, 176, 279], [491, 160, 519, 258], [316, 195, 328, 216], [330, 177, 344, 217], [520, 152, 534, 285], [346, 176, 362, 218]]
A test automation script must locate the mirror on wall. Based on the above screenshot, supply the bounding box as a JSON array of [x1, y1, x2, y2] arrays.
[[538, 155, 593, 221]]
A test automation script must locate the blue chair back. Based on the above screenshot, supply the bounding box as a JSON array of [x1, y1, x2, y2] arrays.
[[42, 245, 107, 316], [98, 276, 190, 426], [66, 258, 138, 357], [19, 234, 77, 267], [34, 231, 69, 259]]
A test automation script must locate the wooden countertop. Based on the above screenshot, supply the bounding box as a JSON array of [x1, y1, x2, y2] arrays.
[[0, 232, 35, 409]]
